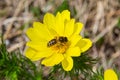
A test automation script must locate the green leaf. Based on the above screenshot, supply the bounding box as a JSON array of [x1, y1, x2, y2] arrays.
[[0, 37, 42, 80], [54, 0, 69, 14], [117, 18, 120, 28], [20, 22, 29, 30], [89, 67, 104, 80], [30, 6, 41, 18]]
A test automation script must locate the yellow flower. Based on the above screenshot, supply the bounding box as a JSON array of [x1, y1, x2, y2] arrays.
[[104, 69, 118, 80], [25, 10, 92, 71]]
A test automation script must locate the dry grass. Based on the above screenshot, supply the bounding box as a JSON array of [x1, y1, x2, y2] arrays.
[[0, 0, 120, 72]]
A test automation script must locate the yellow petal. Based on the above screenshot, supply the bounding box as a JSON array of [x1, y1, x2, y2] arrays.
[[55, 12, 64, 36], [104, 69, 118, 80], [33, 22, 52, 40], [26, 41, 48, 51], [25, 48, 36, 60], [62, 56, 73, 71], [64, 19, 75, 37], [26, 22, 52, 41], [43, 13, 56, 29], [70, 35, 82, 47], [76, 38, 92, 52], [25, 47, 53, 61], [66, 47, 81, 57], [26, 28, 42, 41], [41, 53, 64, 66], [73, 22, 83, 35], [61, 10, 70, 21]]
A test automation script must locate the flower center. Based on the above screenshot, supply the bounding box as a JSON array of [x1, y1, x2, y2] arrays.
[[47, 36, 70, 53]]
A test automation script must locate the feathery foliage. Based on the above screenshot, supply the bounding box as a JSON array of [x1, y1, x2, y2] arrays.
[[0, 38, 42, 80]]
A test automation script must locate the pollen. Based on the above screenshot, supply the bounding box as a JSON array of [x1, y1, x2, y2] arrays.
[[47, 36, 70, 53]]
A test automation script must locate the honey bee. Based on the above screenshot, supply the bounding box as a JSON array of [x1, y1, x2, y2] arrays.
[[47, 36, 68, 47], [58, 37, 68, 43], [47, 39, 57, 47]]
